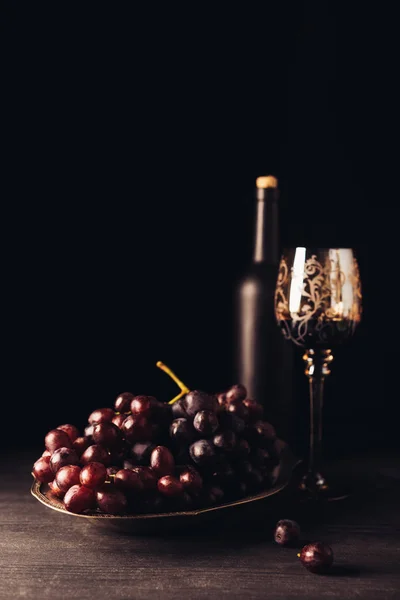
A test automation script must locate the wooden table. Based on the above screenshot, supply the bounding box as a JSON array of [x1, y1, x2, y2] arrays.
[[1, 449, 399, 599]]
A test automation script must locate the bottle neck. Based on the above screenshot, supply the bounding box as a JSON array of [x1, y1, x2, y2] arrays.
[[253, 187, 279, 264]]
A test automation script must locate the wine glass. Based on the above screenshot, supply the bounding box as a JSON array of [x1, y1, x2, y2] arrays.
[[274, 248, 362, 500]]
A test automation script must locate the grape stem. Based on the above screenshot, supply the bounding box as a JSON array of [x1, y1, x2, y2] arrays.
[[156, 361, 190, 404]]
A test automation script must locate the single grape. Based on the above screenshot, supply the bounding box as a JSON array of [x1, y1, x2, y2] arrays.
[[50, 447, 79, 473], [84, 424, 94, 440], [150, 446, 175, 477], [114, 392, 134, 413], [32, 456, 53, 483], [169, 418, 196, 444], [274, 519, 301, 546], [79, 462, 108, 489], [182, 390, 218, 417], [226, 399, 249, 420], [193, 410, 219, 436], [81, 444, 110, 466], [56, 424, 80, 442], [55, 465, 82, 492], [131, 442, 155, 465], [299, 542, 334, 573], [130, 395, 155, 417], [132, 467, 158, 493], [72, 436, 90, 456], [41, 449, 51, 458], [64, 485, 96, 514], [114, 469, 144, 492], [112, 413, 126, 429], [96, 488, 128, 514], [216, 392, 227, 408], [189, 439, 215, 466], [45, 429, 72, 452], [88, 408, 115, 425], [171, 398, 187, 418], [213, 430, 237, 452], [49, 479, 65, 498], [122, 415, 152, 443], [179, 466, 203, 494], [225, 384, 247, 403], [157, 475, 184, 498], [252, 420, 277, 447], [92, 422, 122, 448]]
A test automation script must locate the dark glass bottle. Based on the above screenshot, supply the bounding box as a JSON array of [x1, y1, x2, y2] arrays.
[[233, 176, 293, 441]]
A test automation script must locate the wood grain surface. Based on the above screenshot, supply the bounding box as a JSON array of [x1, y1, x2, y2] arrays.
[[1, 449, 400, 599]]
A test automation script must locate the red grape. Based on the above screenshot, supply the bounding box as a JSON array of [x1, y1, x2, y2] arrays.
[[182, 390, 218, 417], [81, 444, 110, 466], [274, 519, 301, 546], [226, 399, 249, 420], [193, 410, 219, 435], [72, 436, 90, 456], [32, 456, 53, 483], [213, 430, 237, 452], [57, 424, 79, 442], [96, 488, 128, 514], [79, 462, 107, 489], [122, 415, 152, 443], [225, 384, 247, 403], [64, 485, 96, 514], [49, 479, 65, 498], [299, 542, 334, 573], [157, 475, 184, 498], [179, 466, 203, 494], [45, 429, 72, 452], [150, 446, 175, 477], [112, 413, 126, 428], [55, 465, 81, 492], [92, 422, 122, 448], [50, 447, 79, 473], [169, 418, 195, 444], [114, 392, 134, 413], [132, 467, 158, 492], [130, 395, 155, 417], [189, 439, 215, 466], [42, 450, 51, 458], [114, 469, 144, 492], [88, 408, 115, 424], [84, 424, 94, 440]]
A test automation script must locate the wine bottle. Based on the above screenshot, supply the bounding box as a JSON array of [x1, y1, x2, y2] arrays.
[[233, 175, 293, 440]]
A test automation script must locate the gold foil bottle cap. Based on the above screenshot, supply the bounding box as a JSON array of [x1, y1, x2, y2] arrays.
[[256, 175, 278, 189]]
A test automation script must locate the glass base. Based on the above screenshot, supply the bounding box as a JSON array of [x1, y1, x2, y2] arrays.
[[298, 471, 351, 502]]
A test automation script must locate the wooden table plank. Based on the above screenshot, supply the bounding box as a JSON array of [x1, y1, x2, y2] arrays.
[[1, 450, 399, 600]]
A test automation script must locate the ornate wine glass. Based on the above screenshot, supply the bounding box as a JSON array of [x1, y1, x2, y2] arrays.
[[274, 248, 362, 500]]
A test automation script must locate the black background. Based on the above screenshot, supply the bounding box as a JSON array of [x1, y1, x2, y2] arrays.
[[2, 4, 390, 456]]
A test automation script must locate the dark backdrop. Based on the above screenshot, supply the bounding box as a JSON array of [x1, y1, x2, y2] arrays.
[[2, 4, 389, 456]]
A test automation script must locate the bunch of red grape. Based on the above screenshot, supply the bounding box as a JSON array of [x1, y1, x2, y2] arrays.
[[32, 384, 282, 515]]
